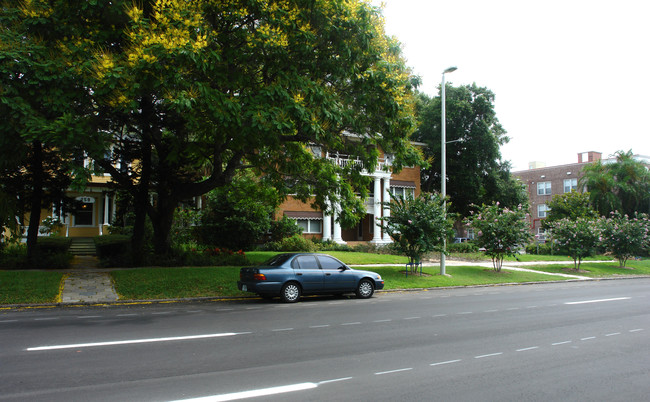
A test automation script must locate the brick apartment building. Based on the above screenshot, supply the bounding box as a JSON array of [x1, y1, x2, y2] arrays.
[[511, 151, 602, 240]]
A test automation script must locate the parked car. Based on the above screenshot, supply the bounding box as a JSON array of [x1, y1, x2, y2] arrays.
[[237, 253, 384, 303]]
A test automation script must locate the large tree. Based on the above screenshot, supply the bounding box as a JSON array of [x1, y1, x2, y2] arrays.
[[0, 1, 114, 257], [414, 84, 526, 217], [580, 150, 650, 216], [89, 0, 422, 255]]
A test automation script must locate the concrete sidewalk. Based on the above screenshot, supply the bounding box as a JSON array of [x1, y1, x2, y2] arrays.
[[61, 256, 119, 303]]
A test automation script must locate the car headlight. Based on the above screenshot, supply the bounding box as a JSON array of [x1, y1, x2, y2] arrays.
[[375, 275, 382, 280]]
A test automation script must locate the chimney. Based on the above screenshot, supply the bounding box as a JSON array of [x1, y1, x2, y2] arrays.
[[578, 151, 602, 163]]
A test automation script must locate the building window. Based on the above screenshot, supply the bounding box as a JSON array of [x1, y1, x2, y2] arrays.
[[564, 178, 577, 193], [74, 199, 94, 226], [537, 204, 548, 218], [537, 181, 551, 195], [536, 228, 547, 242], [295, 219, 322, 234], [390, 186, 414, 199]]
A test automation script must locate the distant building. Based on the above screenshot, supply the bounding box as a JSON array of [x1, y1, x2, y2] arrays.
[[512, 151, 602, 240]]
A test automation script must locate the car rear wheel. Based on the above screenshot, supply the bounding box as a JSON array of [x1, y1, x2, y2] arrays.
[[355, 279, 374, 299], [280, 282, 301, 303]]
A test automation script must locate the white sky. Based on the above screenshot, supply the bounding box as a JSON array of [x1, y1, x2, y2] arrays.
[[374, 0, 650, 171]]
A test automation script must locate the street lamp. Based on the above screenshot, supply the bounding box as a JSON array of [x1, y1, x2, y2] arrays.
[[440, 66, 457, 276]]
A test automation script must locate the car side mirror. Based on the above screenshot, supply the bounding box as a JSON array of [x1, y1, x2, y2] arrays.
[[338, 266, 348, 271]]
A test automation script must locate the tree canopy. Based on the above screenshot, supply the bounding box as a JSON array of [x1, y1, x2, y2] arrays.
[[414, 84, 526, 217], [2, 0, 423, 258], [580, 150, 650, 216]]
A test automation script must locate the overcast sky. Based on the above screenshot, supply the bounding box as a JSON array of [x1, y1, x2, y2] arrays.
[[374, 0, 650, 171]]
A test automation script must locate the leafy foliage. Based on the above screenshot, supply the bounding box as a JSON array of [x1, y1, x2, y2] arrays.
[[380, 192, 453, 269], [542, 191, 599, 228], [580, 150, 650, 216], [466, 203, 531, 271], [546, 217, 601, 270], [600, 212, 650, 267], [414, 85, 527, 217], [197, 173, 282, 251]]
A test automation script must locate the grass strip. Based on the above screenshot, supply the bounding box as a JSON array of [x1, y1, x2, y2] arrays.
[[111, 266, 244, 300], [522, 259, 650, 278], [110, 264, 570, 301], [0, 271, 64, 304]]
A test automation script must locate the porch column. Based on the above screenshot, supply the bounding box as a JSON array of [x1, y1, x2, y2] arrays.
[[382, 177, 391, 242], [322, 209, 332, 242], [332, 204, 344, 244], [372, 176, 382, 242]]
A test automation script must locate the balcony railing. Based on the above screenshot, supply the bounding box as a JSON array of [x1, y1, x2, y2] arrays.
[[325, 153, 390, 173]]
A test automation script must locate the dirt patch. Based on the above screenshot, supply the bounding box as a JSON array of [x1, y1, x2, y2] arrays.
[[399, 270, 433, 277]]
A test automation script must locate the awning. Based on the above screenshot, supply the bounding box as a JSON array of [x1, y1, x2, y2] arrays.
[[284, 211, 324, 220], [390, 180, 416, 188]]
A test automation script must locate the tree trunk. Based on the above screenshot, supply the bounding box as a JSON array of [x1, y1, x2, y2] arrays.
[[131, 97, 154, 265], [152, 199, 175, 255], [26, 140, 44, 260]]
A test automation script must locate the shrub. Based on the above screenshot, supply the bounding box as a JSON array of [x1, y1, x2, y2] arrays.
[[261, 234, 316, 252], [0, 241, 72, 269], [268, 216, 303, 242], [447, 241, 479, 253], [95, 235, 132, 267]]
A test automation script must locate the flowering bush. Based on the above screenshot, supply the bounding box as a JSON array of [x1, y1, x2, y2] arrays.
[[600, 212, 650, 267], [465, 203, 531, 272], [381, 192, 453, 273], [546, 217, 601, 270]]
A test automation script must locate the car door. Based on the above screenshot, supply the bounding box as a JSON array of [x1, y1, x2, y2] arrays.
[[318, 255, 356, 291], [292, 255, 324, 292]]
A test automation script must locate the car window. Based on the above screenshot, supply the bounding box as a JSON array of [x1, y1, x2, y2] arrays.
[[295, 255, 319, 270], [318, 256, 344, 270], [263, 254, 292, 266]]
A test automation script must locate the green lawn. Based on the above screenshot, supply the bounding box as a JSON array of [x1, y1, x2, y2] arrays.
[[110, 263, 570, 301], [0, 271, 64, 305], [523, 259, 650, 278], [111, 267, 244, 300]]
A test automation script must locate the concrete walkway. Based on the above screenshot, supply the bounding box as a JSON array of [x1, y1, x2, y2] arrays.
[[61, 256, 119, 304]]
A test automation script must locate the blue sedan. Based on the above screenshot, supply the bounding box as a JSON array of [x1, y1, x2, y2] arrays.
[[237, 253, 384, 302]]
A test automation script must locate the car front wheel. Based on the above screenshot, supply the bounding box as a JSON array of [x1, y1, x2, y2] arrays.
[[281, 282, 301, 303], [355, 279, 374, 299]]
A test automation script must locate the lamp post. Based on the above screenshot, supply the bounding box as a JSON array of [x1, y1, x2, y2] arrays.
[[440, 66, 457, 276]]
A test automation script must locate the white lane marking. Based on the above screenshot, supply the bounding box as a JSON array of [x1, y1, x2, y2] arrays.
[[432, 314, 447, 318], [26, 332, 249, 351], [475, 352, 503, 359], [373, 319, 392, 323], [605, 333, 621, 337], [430, 359, 461, 366], [341, 322, 361, 326], [552, 341, 572, 346], [309, 325, 330, 328], [318, 377, 353, 385], [375, 368, 413, 375], [484, 309, 498, 313], [581, 336, 596, 341], [272, 328, 293, 332], [77, 316, 101, 319], [169, 382, 317, 402], [526, 306, 539, 309], [565, 297, 631, 305], [516, 346, 539, 352], [506, 307, 520, 311], [34, 318, 58, 321], [404, 316, 420, 320], [630, 329, 644, 332], [0, 320, 18, 323], [458, 312, 473, 315], [117, 314, 138, 317]]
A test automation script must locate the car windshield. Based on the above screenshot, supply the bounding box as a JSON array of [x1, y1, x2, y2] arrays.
[[261, 254, 293, 267]]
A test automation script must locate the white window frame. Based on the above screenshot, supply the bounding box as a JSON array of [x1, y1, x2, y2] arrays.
[[295, 218, 322, 234], [564, 178, 577, 193], [390, 186, 415, 199], [537, 181, 552, 195], [537, 204, 548, 218]]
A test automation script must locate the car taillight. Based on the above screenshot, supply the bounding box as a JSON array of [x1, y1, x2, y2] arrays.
[[253, 273, 267, 281]]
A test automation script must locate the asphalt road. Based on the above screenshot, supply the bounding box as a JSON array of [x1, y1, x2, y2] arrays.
[[1, 279, 649, 401]]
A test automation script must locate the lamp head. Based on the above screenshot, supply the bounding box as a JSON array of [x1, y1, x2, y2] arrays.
[[443, 66, 458, 74]]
